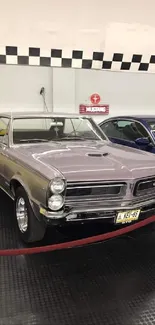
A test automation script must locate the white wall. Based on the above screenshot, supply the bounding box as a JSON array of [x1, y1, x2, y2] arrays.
[[0, 65, 155, 123], [52, 69, 75, 113], [0, 0, 155, 54], [53, 68, 155, 123], [0, 0, 155, 120], [0, 65, 53, 111]]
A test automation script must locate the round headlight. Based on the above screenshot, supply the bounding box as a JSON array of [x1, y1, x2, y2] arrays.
[[48, 195, 64, 211], [50, 178, 65, 194]]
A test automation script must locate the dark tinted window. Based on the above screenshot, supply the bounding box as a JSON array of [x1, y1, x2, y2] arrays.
[[101, 119, 149, 141]]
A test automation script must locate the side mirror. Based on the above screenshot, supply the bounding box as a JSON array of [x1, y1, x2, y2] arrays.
[[135, 137, 150, 146]]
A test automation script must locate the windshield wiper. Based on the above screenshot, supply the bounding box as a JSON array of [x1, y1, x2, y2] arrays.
[[19, 138, 48, 143], [18, 136, 101, 143], [57, 136, 98, 141]]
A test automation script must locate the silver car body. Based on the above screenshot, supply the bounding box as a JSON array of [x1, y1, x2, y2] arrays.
[[1, 112, 155, 224]]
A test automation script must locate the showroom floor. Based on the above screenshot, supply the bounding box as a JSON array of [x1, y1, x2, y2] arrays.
[[1, 189, 155, 325]]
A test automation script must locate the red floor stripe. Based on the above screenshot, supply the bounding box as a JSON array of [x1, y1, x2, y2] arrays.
[[0, 215, 155, 256]]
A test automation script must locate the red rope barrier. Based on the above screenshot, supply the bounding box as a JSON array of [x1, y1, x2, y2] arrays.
[[0, 215, 154, 256]]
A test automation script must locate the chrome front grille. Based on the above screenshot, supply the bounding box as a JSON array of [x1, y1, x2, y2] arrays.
[[65, 181, 127, 201], [134, 178, 155, 196]]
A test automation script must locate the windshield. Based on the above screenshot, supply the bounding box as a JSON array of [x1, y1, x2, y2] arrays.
[[12, 117, 107, 144]]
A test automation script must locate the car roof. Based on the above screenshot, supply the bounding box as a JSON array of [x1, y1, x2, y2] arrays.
[[116, 115, 155, 119], [0, 111, 89, 119], [131, 115, 155, 119], [100, 115, 155, 123]]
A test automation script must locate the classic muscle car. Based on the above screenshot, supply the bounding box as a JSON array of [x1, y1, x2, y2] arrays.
[[1, 112, 155, 243], [99, 115, 155, 153]]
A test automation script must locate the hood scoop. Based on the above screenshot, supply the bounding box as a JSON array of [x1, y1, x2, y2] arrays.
[[87, 152, 109, 157]]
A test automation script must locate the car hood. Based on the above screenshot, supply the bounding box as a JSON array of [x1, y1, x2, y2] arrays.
[[12, 140, 155, 182]]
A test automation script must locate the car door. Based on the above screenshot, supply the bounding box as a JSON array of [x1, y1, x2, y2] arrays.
[[0, 116, 11, 191], [100, 119, 154, 152]]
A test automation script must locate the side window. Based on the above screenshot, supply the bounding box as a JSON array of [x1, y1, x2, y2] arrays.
[[117, 120, 150, 141], [101, 120, 149, 142], [134, 122, 149, 138], [0, 117, 10, 145], [101, 121, 126, 139]]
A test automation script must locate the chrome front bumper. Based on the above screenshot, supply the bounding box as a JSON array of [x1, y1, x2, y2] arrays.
[[39, 197, 155, 222]]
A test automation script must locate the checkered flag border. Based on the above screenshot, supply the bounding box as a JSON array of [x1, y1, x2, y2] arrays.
[[0, 46, 155, 72]]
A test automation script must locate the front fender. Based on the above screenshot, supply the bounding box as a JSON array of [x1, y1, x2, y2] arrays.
[[10, 174, 48, 221], [10, 175, 32, 198]]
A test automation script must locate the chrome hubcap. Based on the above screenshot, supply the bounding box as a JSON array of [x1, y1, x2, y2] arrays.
[[16, 197, 28, 233]]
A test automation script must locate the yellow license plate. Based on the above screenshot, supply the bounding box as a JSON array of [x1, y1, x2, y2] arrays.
[[116, 209, 141, 224]]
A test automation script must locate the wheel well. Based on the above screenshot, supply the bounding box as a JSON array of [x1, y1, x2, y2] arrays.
[[10, 179, 22, 196]]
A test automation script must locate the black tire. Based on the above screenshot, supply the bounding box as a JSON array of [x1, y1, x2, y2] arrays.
[[15, 186, 46, 243]]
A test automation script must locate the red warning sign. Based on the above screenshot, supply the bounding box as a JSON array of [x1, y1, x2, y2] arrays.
[[90, 93, 101, 105], [79, 104, 109, 115]]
